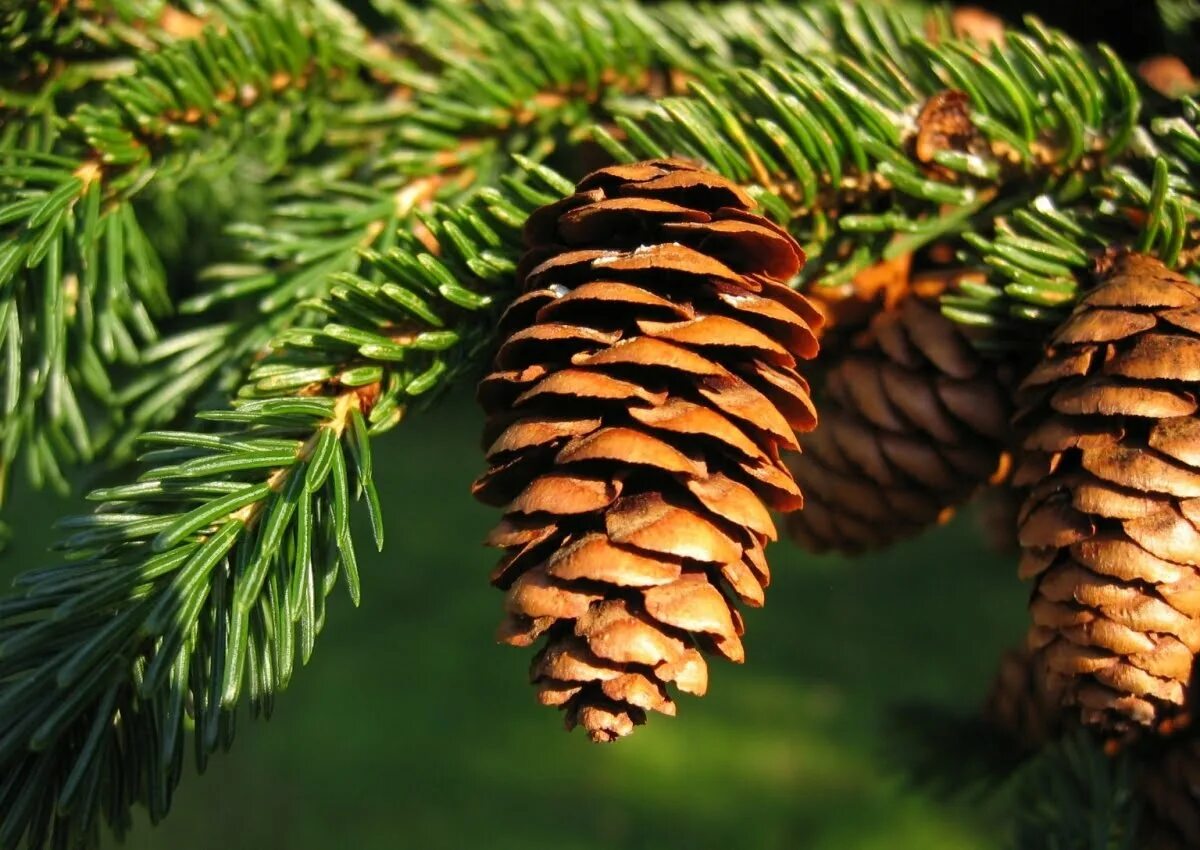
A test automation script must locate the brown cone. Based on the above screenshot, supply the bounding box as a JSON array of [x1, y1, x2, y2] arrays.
[[982, 647, 1065, 750], [785, 291, 1014, 553], [1015, 251, 1200, 735], [474, 159, 821, 741]]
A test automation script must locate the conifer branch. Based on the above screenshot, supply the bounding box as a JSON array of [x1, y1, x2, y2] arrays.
[[1011, 730, 1140, 850], [1, 1, 208, 103], [109, 0, 892, 461], [0, 159, 559, 847], [0, 0, 960, 488], [0, 6, 383, 498], [596, 9, 1199, 343]]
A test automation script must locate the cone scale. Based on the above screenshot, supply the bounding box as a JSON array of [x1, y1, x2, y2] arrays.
[[473, 159, 821, 741], [1015, 251, 1200, 734]]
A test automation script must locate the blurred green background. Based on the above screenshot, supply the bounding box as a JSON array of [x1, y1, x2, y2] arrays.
[[3, 390, 1026, 850]]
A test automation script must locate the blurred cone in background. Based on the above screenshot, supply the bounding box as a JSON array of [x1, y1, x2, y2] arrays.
[[982, 647, 1064, 750], [787, 270, 1015, 554]]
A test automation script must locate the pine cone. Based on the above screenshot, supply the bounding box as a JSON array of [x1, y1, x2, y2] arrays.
[[785, 293, 1013, 553], [982, 647, 1065, 750], [1015, 251, 1200, 734], [1139, 737, 1200, 850], [473, 159, 822, 741]]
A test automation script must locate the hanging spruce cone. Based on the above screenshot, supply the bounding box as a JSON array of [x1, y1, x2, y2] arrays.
[[473, 159, 821, 741], [1015, 251, 1200, 735], [982, 647, 1064, 750], [785, 291, 1013, 553]]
